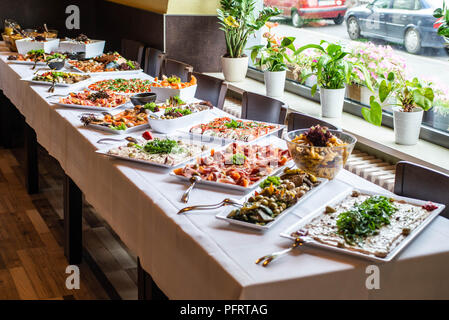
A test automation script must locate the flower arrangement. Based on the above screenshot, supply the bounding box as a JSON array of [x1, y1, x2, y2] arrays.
[[217, 0, 281, 58], [249, 23, 296, 72], [346, 42, 406, 86]]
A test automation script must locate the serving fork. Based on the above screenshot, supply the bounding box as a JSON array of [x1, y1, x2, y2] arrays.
[[177, 198, 243, 214], [255, 236, 309, 267]]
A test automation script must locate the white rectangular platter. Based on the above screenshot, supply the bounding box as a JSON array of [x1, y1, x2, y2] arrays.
[[96, 138, 210, 169], [22, 76, 91, 88], [7, 60, 47, 66], [66, 63, 143, 76], [280, 188, 446, 262], [215, 177, 329, 231], [181, 119, 286, 146], [53, 100, 130, 111], [88, 122, 149, 135]]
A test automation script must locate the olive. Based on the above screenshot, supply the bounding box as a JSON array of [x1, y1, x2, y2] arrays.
[[261, 199, 269, 206], [269, 202, 277, 210], [274, 208, 281, 215]]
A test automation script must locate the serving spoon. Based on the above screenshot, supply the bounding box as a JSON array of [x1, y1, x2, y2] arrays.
[[96, 136, 137, 144], [181, 176, 201, 203]]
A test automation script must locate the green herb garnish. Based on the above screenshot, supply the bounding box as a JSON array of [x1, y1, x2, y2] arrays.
[[143, 102, 159, 112], [231, 153, 246, 165], [336, 195, 398, 245], [225, 119, 244, 129], [260, 176, 281, 189], [109, 122, 127, 131], [143, 138, 178, 154]]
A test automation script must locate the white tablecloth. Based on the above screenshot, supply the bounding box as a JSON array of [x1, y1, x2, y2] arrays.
[[1, 48, 448, 299]]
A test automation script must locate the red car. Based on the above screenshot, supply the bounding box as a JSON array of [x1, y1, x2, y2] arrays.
[[264, 0, 348, 27]]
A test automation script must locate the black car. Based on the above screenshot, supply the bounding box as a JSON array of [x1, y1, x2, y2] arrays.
[[345, 0, 445, 54]]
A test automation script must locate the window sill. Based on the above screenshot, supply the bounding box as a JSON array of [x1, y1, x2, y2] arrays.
[[206, 72, 449, 175]]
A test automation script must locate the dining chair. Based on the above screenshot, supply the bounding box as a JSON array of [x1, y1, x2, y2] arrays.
[[161, 58, 193, 82], [286, 111, 341, 131], [121, 39, 145, 67], [394, 161, 449, 218], [241, 91, 288, 125], [143, 47, 165, 78], [189, 72, 227, 109]]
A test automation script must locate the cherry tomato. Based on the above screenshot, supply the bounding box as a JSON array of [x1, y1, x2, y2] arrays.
[[142, 131, 153, 140]]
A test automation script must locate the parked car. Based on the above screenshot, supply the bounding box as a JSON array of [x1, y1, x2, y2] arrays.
[[264, 0, 348, 27], [345, 0, 445, 54]]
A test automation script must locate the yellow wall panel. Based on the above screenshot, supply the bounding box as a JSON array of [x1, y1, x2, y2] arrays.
[[106, 0, 220, 15]]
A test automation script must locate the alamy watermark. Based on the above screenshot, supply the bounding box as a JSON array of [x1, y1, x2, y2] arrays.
[[65, 265, 80, 290], [66, 5, 80, 30]]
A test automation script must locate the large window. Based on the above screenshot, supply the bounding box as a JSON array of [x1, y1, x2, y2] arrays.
[[249, 0, 449, 146]]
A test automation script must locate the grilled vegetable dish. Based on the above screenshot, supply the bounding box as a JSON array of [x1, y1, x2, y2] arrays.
[[88, 78, 153, 93], [160, 101, 213, 119], [80, 105, 149, 130], [60, 90, 129, 108], [173, 143, 291, 188], [227, 168, 321, 225], [8, 50, 66, 62], [32, 71, 90, 84], [68, 52, 140, 73]]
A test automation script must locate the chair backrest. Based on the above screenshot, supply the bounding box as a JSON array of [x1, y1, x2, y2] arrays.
[[394, 161, 449, 218], [189, 72, 227, 109], [287, 111, 341, 131], [144, 47, 165, 78], [121, 39, 145, 67], [241, 91, 287, 125], [162, 58, 193, 82]]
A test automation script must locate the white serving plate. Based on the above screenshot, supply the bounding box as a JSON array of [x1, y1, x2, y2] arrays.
[[15, 38, 59, 54], [88, 122, 149, 134], [280, 188, 446, 262], [170, 138, 293, 192], [96, 138, 210, 169], [215, 177, 329, 231], [66, 61, 143, 76], [148, 108, 210, 134], [54, 100, 130, 111], [22, 74, 91, 88], [59, 40, 105, 58], [150, 84, 197, 103], [182, 118, 285, 145]]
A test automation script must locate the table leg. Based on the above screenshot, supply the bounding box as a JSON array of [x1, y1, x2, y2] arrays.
[[24, 123, 38, 194], [64, 174, 83, 265], [137, 257, 168, 300], [0, 91, 13, 148]]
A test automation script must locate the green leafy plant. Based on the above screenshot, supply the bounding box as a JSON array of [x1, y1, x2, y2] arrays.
[[248, 25, 296, 72], [295, 40, 373, 96], [433, 1, 449, 39], [362, 72, 434, 126], [217, 0, 281, 58]]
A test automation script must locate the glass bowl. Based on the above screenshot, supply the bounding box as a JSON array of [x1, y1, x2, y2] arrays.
[[284, 129, 357, 180]]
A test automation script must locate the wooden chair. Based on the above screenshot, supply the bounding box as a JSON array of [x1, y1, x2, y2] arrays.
[[394, 161, 449, 218], [144, 47, 165, 78], [286, 111, 341, 131], [121, 39, 145, 67], [161, 58, 193, 82], [189, 72, 227, 109], [241, 91, 287, 125]]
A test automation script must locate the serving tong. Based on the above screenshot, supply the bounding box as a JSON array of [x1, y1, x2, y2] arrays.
[[177, 198, 243, 214], [96, 136, 137, 144]]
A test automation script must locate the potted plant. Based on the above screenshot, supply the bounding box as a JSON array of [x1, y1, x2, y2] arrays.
[[433, 87, 449, 131], [296, 40, 373, 118], [249, 24, 296, 97], [217, 0, 280, 82], [362, 72, 434, 145]]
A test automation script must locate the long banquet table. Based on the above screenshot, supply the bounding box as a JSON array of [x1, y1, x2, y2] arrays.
[[1, 45, 449, 299]]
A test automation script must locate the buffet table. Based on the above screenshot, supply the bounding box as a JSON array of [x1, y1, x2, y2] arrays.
[[1, 45, 449, 299]]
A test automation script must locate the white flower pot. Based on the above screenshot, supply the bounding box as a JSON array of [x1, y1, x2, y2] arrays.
[[360, 85, 372, 106], [320, 87, 346, 118], [393, 106, 423, 145], [264, 70, 286, 97], [221, 56, 248, 82]]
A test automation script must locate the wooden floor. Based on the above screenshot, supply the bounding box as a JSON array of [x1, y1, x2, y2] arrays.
[[0, 145, 121, 299]]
